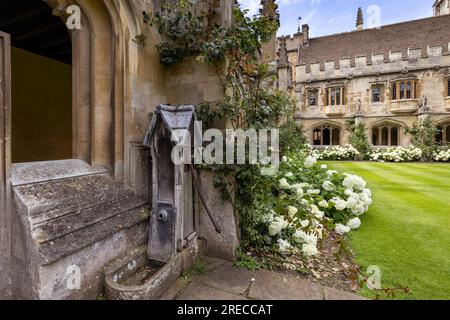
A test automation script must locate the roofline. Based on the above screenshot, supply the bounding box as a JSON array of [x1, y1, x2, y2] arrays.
[[306, 14, 447, 42]]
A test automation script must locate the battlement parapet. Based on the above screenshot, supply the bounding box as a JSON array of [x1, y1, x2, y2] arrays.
[[296, 43, 450, 83]]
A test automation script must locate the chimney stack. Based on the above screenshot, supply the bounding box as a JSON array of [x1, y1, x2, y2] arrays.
[[302, 24, 309, 45]]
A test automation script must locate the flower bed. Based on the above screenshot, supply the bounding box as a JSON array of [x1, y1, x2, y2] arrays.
[[433, 148, 450, 162], [368, 146, 422, 162], [316, 145, 360, 161], [254, 152, 372, 258]]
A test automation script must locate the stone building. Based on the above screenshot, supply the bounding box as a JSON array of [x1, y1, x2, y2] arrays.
[[0, 0, 239, 300], [277, 3, 450, 147]]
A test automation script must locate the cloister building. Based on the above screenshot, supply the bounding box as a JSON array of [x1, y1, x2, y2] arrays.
[[277, 0, 450, 147]]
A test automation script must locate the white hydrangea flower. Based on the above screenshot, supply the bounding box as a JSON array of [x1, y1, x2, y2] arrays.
[[277, 239, 292, 254], [287, 206, 298, 218], [279, 178, 290, 189], [294, 230, 307, 241], [326, 170, 338, 178], [332, 197, 347, 211], [300, 219, 310, 228], [318, 200, 328, 208], [285, 172, 294, 178], [295, 187, 304, 198], [310, 205, 324, 220], [347, 217, 361, 230], [342, 174, 366, 191], [322, 181, 334, 192], [307, 189, 321, 196], [321, 164, 328, 170], [302, 243, 318, 257], [282, 156, 289, 163], [269, 216, 288, 236], [335, 223, 351, 235], [304, 156, 317, 168]]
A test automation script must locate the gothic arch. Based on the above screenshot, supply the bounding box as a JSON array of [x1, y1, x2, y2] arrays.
[[369, 118, 406, 129], [312, 121, 343, 146], [436, 117, 450, 144], [44, 0, 140, 180], [370, 119, 405, 146]]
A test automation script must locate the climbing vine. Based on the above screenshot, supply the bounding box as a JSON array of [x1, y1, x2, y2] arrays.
[[144, 0, 303, 244]]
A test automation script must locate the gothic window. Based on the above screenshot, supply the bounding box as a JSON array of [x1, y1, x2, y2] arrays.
[[313, 125, 341, 146], [372, 124, 401, 146], [372, 85, 384, 103], [437, 124, 450, 145], [392, 80, 417, 100], [326, 87, 344, 106], [447, 79, 450, 97], [308, 90, 318, 106], [436, 126, 443, 144], [447, 126, 450, 143], [372, 128, 379, 145]]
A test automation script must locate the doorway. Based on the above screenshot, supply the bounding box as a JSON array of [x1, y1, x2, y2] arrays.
[[0, 0, 72, 163]]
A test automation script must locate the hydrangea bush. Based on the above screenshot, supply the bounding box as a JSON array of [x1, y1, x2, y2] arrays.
[[368, 146, 422, 162], [254, 152, 372, 258], [433, 148, 450, 162], [316, 145, 360, 161]]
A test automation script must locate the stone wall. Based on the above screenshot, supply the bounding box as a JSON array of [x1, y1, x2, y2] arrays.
[[1, 0, 233, 300], [196, 170, 239, 262]]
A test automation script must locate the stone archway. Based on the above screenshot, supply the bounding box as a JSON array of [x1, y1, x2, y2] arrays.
[[0, 0, 143, 299], [45, 0, 140, 179]]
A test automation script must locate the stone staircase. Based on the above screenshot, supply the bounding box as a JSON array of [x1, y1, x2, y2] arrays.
[[12, 160, 150, 266]]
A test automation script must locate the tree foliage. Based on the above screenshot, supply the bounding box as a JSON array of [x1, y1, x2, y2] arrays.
[[347, 119, 371, 160], [405, 116, 440, 161]]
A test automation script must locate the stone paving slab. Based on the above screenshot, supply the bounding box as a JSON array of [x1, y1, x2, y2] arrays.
[[177, 282, 248, 300], [323, 287, 367, 300], [162, 256, 366, 301], [249, 269, 324, 300], [191, 262, 256, 296]]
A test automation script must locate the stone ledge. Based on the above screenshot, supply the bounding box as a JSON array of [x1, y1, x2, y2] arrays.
[[11, 159, 108, 187]]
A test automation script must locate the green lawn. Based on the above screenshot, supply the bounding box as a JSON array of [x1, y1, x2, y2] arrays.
[[323, 162, 450, 300]]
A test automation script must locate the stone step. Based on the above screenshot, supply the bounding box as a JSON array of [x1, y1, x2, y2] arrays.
[[38, 204, 150, 265], [32, 194, 148, 244], [11, 159, 108, 187], [14, 173, 135, 221], [12, 162, 152, 266]]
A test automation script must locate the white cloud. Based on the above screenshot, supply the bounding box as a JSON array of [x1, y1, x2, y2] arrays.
[[238, 0, 261, 16]]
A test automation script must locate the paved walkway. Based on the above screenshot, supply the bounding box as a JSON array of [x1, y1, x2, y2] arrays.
[[160, 257, 365, 300]]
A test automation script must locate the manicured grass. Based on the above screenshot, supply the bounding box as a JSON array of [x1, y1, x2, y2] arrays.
[[323, 162, 450, 300]]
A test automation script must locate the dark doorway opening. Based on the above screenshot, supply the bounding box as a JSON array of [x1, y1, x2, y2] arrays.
[[0, 0, 72, 163]]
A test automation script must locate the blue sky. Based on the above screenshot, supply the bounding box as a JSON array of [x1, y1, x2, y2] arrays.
[[239, 0, 435, 38]]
